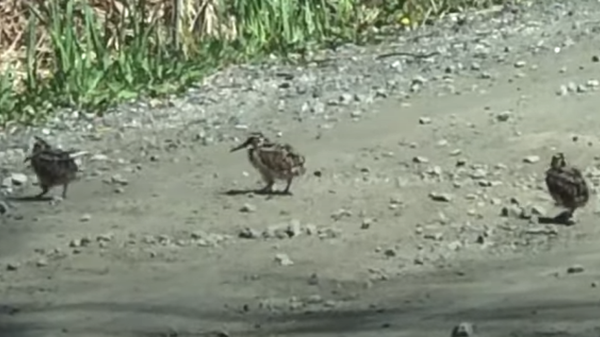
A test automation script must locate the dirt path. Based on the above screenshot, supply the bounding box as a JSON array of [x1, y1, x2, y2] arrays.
[[2, 3, 600, 337]]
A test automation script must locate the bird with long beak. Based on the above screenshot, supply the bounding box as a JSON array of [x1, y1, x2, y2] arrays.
[[545, 152, 589, 225], [230, 132, 306, 195], [24, 136, 86, 199]]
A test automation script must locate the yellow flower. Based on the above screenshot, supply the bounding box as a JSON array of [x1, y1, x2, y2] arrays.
[[400, 17, 411, 26]]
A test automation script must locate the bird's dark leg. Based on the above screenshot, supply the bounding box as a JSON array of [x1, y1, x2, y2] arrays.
[[555, 207, 577, 226], [282, 178, 294, 196], [61, 183, 69, 199], [257, 175, 275, 195], [565, 207, 577, 225], [36, 185, 50, 199]]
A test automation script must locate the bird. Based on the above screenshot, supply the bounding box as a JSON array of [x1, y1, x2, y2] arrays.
[[230, 132, 306, 195], [545, 152, 589, 224], [24, 136, 82, 199]]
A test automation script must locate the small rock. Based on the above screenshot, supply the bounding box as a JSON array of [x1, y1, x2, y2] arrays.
[[240, 203, 257, 213], [495, 110, 512, 122], [304, 223, 318, 235], [1, 177, 12, 190], [429, 192, 453, 202], [523, 155, 540, 164], [263, 225, 289, 239], [384, 248, 396, 257], [10, 173, 28, 186], [308, 273, 319, 285], [557, 85, 569, 96], [587, 79, 599, 88], [339, 93, 354, 105], [275, 253, 294, 266], [424, 232, 444, 241], [361, 218, 373, 229], [413, 256, 425, 265], [450, 149, 462, 157], [110, 174, 128, 186], [80, 213, 92, 222], [350, 110, 362, 118], [448, 241, 462, 251], [6, 262, 20, 271], [331, 208, 352, 221], [413, 156, 429, 163], [239, 227, 261, 239], [501, 204, 526, 219], [69, 237, 91, 248], [96, 233, 113, 242], [286, 219, 303, 237], [0, 201, 10, 215], [451, 322, 475, 337], [318, 227, 341, 239], [567, 264, 584, 274], [419, 117, 432, 125], [514, 60, 526, 68], [36, 259, 48, 267]]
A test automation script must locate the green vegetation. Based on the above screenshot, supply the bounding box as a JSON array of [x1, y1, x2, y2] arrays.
[[0, 0, 511, 125]]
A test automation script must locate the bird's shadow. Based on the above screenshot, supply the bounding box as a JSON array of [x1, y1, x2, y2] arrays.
[[537, 210, 575, 226], [5, 195, 53, 203], [221, 188, 292, 197]]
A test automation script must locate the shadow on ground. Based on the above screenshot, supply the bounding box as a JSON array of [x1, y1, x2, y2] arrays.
[[0, 208, 41, 337], [4, 297, 599, 337]]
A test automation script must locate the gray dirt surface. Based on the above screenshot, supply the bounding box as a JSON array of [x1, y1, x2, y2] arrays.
[[2, 0, 600, 336]]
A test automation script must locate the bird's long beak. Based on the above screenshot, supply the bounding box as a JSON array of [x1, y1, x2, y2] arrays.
[[230, 140, 250, 153], [23, 156, 31, 163], [68, 150, 89, 159]]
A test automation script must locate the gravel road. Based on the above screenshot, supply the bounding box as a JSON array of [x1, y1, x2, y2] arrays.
[[2, 1, 600, 336]]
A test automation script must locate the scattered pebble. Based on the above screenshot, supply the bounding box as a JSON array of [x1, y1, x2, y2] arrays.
[[10, 173, 28, 186], [240, 203, 257, 213], [419, 117, 432, 125], [429, 192, 453, 202], [6, 262, 20, 271], [523, 155, 540, 164], [451, 322, 475, 337], [109, 174, 129, 186], [275, 253, 294, 266]]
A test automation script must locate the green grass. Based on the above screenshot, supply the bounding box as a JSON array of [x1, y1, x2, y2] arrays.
[[0, 0, 511, 125]]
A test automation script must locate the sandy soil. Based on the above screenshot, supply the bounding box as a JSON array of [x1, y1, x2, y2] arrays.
[[2, 2, 600, 337]]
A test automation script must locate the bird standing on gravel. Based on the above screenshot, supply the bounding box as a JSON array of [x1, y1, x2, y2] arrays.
[[545, 152, 589, 225], [24, 136, 84, 199], [230, 132, 306, 195]]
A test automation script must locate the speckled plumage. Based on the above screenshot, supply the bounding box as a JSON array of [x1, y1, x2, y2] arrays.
[[545, 152, 589, 221], [24, 136, 79, 199], [230, 132, 306, 194]]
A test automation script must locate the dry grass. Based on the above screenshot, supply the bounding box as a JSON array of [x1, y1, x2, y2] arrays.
[[0, 0, 516, 124], [0, 0, 237, 86]]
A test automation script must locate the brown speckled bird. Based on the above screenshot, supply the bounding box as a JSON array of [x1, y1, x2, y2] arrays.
[[230, 132, 306, 195], [545, 152, 589, 224], [24, 136, 80, 199]]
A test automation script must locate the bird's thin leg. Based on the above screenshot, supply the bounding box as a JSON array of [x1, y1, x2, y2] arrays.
[[257, 174, 275, 194], [259, 182, 274, 194], [36, 185, 50, 199], [282, 178, 294, 196], [61, 183, 69, 199], [565, 207, 577, 225]]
